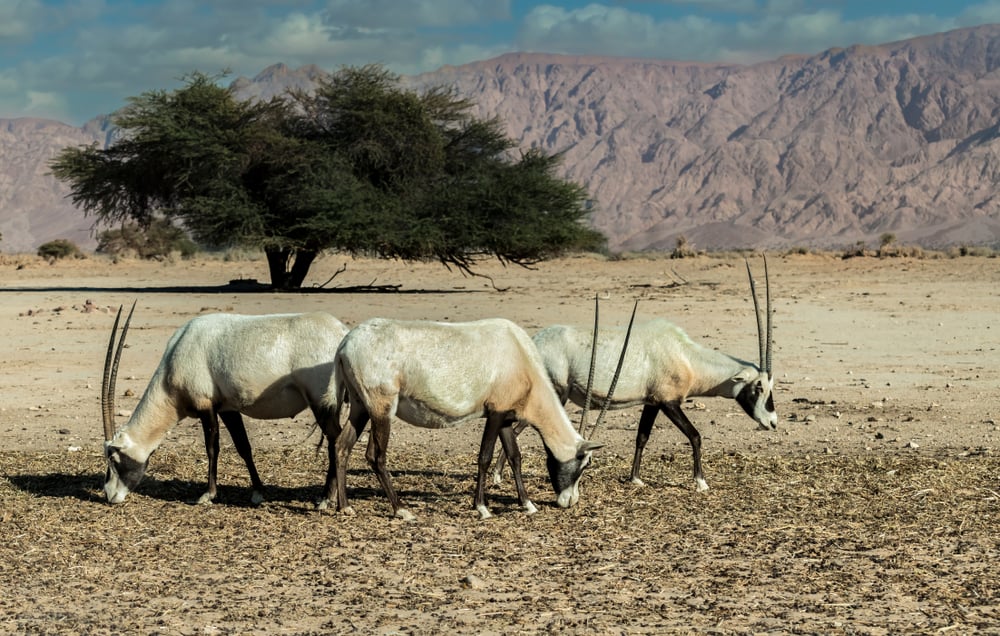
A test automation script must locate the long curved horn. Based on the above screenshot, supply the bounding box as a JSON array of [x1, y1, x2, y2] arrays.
[[578, 294, 600, 434], [764, 254, 772, 377], [102, 301, 136, 442], [586, 299, 638, 440], [746, 258, 765, 373]]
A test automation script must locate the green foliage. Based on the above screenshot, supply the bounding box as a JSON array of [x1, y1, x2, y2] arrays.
[[97, 218, 199, 259], [50, 65, 605, 288], [37, 239, 83, 260]]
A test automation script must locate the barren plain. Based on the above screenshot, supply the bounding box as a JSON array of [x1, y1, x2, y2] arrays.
[[0, 252, 997, 634]]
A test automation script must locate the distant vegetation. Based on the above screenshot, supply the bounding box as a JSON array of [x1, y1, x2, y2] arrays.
[[37, 239, 83, 261], [97, 219, 198, 260]]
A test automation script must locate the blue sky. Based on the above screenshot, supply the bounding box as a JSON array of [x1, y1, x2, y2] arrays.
[[2, 0, 999, 125]]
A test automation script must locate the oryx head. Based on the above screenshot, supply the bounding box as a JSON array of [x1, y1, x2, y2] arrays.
[[735, 256, 777, 431], [546, 438, 603, 508], [547, 297, 637, 507], [101, 301, 147, 504]]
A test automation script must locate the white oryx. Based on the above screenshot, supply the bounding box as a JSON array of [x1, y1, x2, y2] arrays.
[[102, 305, 349, 505], [321, 316, 625, 520], [500, 257, 776, 491]]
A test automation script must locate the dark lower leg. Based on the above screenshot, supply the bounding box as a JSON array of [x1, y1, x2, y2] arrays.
[[219, 411, 264, 498]]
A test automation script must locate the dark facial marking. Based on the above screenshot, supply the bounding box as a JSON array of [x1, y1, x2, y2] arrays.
[[544, 446, 585, 494], [107, 447, 150, 492], [735, 381, 761, 419]]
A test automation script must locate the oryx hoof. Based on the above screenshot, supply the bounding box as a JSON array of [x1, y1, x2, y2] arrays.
[[476, 505, 493, 520], [250, 491, 264, 507], [395, 508, 416, 522], [523, 500, 538, 515], [695, 478, 710, 492], [629, 476, 646, 487], [194, 492, 215, 505]]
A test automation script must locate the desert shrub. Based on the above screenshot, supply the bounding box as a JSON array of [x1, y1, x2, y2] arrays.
[[220, 247, 264, 262], [895, 244, 924, 258], [671, 235, 697, 259], [37, 239, 83, 260], [841, 241, 868, 259], [877, 233, 898, 258], [97, 219, 199, 259], [948, 245, 996, 258]]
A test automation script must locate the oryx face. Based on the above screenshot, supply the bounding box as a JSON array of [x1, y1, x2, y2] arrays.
[[544, 440, 602, 508], [735, 371, 777, 431], [103, 441, 149, 504]]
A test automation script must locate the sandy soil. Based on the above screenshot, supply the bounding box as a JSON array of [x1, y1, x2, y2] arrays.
[[0, 251, 997, 634]]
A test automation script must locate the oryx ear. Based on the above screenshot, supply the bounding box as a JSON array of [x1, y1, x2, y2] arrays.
[[579, 440, 604, 454]]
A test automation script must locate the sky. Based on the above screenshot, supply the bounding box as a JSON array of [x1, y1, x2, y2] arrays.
[[2, 0, 999, 126]]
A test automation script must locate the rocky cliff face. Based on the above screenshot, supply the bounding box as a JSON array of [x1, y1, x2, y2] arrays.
[[0, 117, 111, 252], [3, 24, 999, 253]]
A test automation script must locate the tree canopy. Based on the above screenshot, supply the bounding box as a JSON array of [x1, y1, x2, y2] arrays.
[[51, 66, 605, 289]]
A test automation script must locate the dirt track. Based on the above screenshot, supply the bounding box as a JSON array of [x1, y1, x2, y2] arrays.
[[1, 252, 998, 634]]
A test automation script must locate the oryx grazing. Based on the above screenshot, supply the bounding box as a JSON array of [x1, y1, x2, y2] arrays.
[[515, 257, 775, 491], [322, 316, 621, 520], [102, 305, 349, 505]]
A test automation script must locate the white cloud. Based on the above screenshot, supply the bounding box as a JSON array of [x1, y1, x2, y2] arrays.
[[651, 0, 758, 12], [322, 0, 511, 29], [518, 2, 961, 63], [2, 0, 994, 125], [958, 0, 1000, 24], [0, 0, 44, 42]]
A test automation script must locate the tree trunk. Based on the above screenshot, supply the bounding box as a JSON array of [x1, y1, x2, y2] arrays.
[[286, 250, 318, 289], [264, 247, 318, 290], [264, 247, 291, 289]]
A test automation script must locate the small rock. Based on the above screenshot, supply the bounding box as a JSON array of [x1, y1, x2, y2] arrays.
[[461, 574, 487, 590]]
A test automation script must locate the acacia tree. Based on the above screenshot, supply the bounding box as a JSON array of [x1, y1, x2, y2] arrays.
[[52, 66, 604, 289], [294, 65, 604, 272], [50, 72, 359, 288]]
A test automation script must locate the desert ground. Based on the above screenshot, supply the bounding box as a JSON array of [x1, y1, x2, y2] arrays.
[[0, 250, 997, 635]]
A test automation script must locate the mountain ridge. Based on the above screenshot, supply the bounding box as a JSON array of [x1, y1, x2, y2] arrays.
[[2, 24, 999, 253]]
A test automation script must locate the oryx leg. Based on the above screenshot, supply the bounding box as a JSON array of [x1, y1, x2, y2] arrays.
[[196, 410, 221, 505], [641, 401, 707, 491], [324, 399, 368, 512], [218, 411, 265, 506], [475, 413, 503, 519], [315, 405, 344, 511], [365, 416, 413, 520], [498, 417, 536, 515], [490, 419, 529, 485]]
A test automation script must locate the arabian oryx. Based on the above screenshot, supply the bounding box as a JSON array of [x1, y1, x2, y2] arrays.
[[102, 305, 349, 505], [321, 316, 627, 520], [501, 257, 776, 491]]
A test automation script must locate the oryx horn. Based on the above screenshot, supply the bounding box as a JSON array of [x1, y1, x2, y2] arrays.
[[102, 301, 136, 442], [585, 299, 638, 440], [764, 254, 772, 377], [745, 255, 772, 377], [578, 294, 600, 434]]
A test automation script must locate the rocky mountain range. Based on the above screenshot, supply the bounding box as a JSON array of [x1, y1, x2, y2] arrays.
[[3, 24, 999, 254]]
